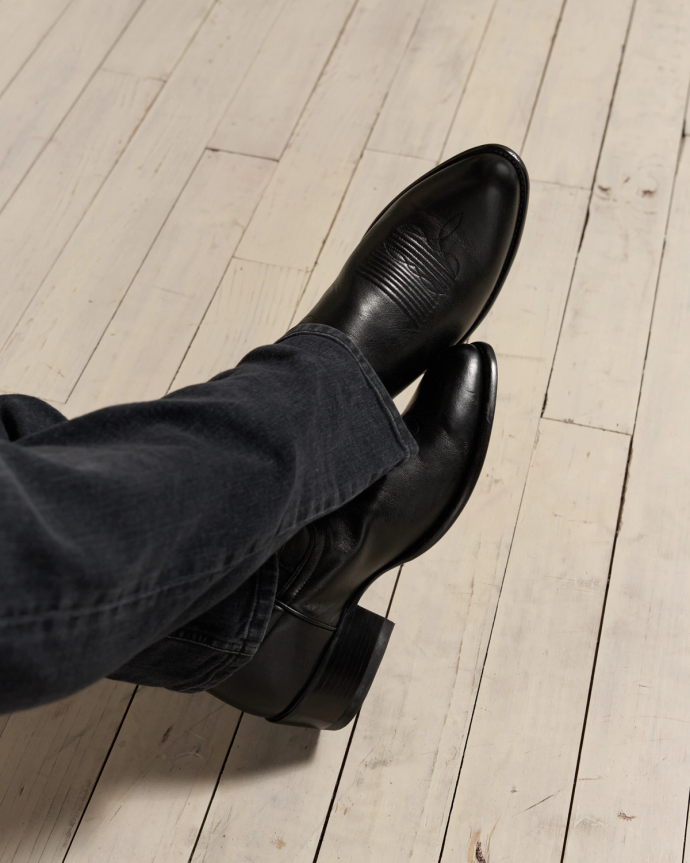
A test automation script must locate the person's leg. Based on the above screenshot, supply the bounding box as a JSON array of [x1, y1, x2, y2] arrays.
[[0, 394, 68, 441], [0, 324, 416, 713]]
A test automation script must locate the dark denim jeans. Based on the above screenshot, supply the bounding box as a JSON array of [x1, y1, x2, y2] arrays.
[[0, 324, 416, 713]]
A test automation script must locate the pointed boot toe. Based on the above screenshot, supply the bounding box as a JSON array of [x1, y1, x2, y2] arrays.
[[302, 143, 527, 394], [210, 343, 497, 730]]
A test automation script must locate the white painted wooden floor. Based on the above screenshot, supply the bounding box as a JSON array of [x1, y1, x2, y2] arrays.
[[1, 0, 689, 859]]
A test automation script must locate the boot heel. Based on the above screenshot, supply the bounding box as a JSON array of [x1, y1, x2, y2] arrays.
[[268, 605, 394, 731]]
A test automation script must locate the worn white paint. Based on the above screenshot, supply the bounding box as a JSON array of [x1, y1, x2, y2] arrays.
[[1, 1, 688, 860]]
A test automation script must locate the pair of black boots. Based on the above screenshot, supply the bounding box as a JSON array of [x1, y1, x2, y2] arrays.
[[211, 145, 529, 730]]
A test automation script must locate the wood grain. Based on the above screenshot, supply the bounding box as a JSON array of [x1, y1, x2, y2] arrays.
[[172, 259, 307, 392], [104, 0, 216, 82]]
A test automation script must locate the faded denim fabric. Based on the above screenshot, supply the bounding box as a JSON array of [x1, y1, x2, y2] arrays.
[[0, 324, 416, 712]]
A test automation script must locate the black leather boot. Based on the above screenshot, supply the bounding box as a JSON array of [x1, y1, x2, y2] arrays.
[[301, 144, 527, 395], [211, 342, 497, 729]]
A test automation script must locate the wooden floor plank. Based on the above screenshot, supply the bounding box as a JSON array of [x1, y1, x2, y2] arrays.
[[63, 690, 240, 863], [544, 0, 690, 433], [209, 0, 356, 160], [0, 70, 162, 364], [442, 0, 564, 158], [367, 0, 495, 162], [65, 151, 274, 417], [0, 0, 73, 97], [440, 419, 629, 863], [561, 138, 690, 863], [316, 182, 590, 862], [103, 0, 215, 82], [235, 0, 427, 270], [0, 0, 286, 404], [0, 0, 143, 213], [522, 0, 635, 188], [0, 681, 133, 863], [191, 572, 396, 863]]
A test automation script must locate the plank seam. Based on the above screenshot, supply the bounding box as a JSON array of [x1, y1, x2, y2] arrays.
[[64, 143, 210, 403], [0, 0, 77, 103], [206, 145, 279, 161], [59, 685, 139, 863], [185, 708, 244, 863], [436, 0, 500, 162], [556, 431, 632, 863], [518, 0, 569, 151], [540, 416, 631, 437], [162, 182, 282, 397], [0, 0, 149, 222], [682, 784, 690, 863], [0, 72, 165, 360], [272, 0, 360, 163], [540, 0, 639, 419]]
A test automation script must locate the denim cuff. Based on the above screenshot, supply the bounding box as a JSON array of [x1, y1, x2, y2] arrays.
[[276, 322, 418, 462]]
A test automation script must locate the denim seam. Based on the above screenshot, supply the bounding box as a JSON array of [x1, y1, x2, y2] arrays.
[[0, 565, 239, 627], [163, 633, 253, 657]]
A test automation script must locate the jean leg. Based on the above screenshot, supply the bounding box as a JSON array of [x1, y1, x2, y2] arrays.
[[0, 324, 416, 712], [0, 394, 67, 441]]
